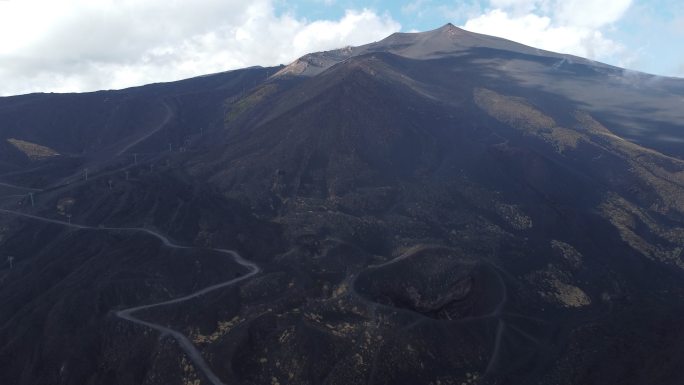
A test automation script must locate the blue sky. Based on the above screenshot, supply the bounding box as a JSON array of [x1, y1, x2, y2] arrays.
[[0, 0, 682, 95]]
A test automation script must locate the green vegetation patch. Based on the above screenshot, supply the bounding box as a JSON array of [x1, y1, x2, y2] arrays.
[[225, 83, 278, 123]]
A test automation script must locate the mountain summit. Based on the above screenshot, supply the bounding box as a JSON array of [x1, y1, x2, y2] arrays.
[[274, 23, 596, 78], [1, 26, 683, 385]]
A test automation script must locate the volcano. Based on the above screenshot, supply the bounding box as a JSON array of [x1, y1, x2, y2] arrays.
[[1, 24, 683, 385]]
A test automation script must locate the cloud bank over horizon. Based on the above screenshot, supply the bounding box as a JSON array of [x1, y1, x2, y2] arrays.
[[0, 0, 680, 96], [461, 0, 633, 64], [0, 0, 400, 96]]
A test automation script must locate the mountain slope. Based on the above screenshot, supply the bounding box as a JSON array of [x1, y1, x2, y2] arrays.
[[0, 25, 683, 385], [276, 24, 684, 159], [0, 66, 274, 187]]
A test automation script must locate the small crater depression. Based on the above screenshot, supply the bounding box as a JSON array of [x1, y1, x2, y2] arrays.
[[354, 246, 505, 321]]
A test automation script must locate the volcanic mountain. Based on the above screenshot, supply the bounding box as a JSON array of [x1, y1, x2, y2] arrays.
[[1, 24, 683, 385]]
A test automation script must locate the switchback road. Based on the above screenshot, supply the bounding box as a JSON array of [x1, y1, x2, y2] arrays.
[[0, 208, 259, 385]]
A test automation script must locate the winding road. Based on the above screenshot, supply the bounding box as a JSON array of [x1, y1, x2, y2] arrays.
[[0, 181, 42, 191], [1, 207, 549, 384], [0, 208, 260, 385], [116, 99, 174, 156], [351, 246, 549, 383]]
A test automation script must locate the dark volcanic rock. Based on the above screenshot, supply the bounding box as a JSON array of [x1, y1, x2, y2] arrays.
[[1, 24, 683, 385]]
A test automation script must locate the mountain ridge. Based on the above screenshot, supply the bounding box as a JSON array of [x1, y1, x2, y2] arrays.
[[0, 25, 683, 385], [274, 23, 618, 79]]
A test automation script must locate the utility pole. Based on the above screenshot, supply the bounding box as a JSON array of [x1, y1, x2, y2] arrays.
[[7, 256, 14, 269], [28, 192, 34, 207], [66, 214, 72, 225]]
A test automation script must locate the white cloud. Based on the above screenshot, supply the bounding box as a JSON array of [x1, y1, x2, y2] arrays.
[[461, 0, 632, 62], [291, 9, 398, 54], [677, 63, 684, 77], [437, 1, 483, 21], [489, 0, 538, 14], [0, 0, 399, 96], [402, 0, 430, 15], [672, 15, 684, 34], [553, 0, 631, 28]]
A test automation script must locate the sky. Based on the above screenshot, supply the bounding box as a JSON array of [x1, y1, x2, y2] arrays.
[[0, 0, 682, 96]]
